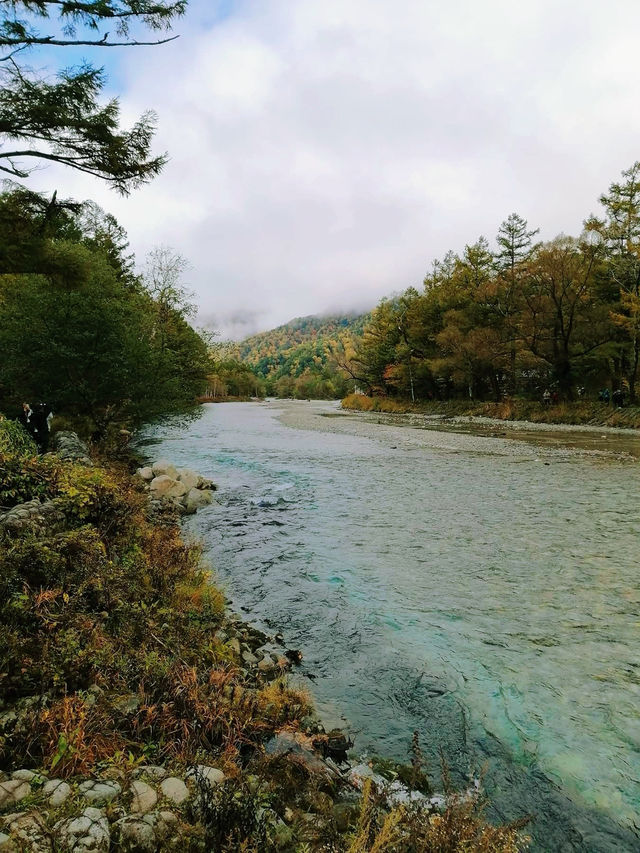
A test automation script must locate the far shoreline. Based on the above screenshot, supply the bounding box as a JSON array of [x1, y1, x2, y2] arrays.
[[254, 397, 640, 461]]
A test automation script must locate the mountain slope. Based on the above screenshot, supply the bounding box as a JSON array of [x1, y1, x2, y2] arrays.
[[236, 313, 368, 397]]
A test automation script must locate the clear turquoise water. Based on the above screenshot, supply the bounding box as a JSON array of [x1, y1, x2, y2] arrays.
[[143, 402, 640, 851]]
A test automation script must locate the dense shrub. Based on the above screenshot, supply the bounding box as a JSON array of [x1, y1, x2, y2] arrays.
[[0, 418, 37, 459]]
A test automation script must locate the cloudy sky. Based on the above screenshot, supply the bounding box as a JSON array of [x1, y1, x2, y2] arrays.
[[29, 0, 640, 338]]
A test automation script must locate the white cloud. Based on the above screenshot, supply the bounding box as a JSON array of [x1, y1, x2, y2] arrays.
[[31, 0, 640, 337]]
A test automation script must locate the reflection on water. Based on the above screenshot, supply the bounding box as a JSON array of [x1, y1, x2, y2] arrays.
[[143, 402, 640, 851]]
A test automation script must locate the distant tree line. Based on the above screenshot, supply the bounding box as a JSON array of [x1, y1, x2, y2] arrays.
[[346, 162, 640, 404]]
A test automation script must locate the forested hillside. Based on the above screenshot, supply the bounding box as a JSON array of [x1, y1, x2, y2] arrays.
[[236, 313, 369, 398]]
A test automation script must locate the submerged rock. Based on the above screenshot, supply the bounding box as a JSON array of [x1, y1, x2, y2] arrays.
[[184, 487, 213, 514]]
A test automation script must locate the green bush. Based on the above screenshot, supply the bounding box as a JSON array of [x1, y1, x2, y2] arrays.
[[0, 418, 37, 460]]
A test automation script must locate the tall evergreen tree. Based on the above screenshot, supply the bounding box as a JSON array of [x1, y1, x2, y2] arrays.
[[494, 213, 539, 393], [586, 162, 640, 402]]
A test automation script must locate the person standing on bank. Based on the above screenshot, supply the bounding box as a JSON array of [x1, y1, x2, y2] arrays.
[[18, 402, 35, 437], [32, 402, 53, 452]]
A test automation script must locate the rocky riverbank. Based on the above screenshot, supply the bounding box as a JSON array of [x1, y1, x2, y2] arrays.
[[0, 418, 529, 851]]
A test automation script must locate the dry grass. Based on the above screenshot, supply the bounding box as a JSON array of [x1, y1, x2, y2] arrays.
[[342, 394, 640, 429]]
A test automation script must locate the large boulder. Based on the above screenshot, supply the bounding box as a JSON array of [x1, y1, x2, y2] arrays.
[[184, 488, 213, 514], [176, 468, 199, 491], [113, 817, 155, 853], [136, 467, 154, 481], [152, 459, 178, 480], [52, 432, 93, 466], [114, 812, 177, 853], [149, 476, 187, 500]]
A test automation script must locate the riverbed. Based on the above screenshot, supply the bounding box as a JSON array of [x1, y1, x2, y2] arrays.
[[142, 400, 640, 851]]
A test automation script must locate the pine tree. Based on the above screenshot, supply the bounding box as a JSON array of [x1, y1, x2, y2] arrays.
[[0, 1, 186, 192]]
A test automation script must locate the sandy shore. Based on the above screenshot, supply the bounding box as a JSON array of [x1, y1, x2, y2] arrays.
[[270, 399, 640, 461]]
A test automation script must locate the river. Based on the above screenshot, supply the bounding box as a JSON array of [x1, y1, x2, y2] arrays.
[[141, 400, 640, 851]]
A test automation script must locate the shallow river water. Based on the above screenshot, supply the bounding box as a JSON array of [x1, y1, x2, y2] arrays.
[[143, 400, 640, 851]]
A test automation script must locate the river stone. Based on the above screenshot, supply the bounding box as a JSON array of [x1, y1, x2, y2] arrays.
[[146, 812, 178, 843], [159, 778, 189, 805], [264, 732, 328, 774], [133, 766, 167, 782], [184, 487, 213, 514], [78, 780, 121, 804], [258, 656, 276, 673], [114, 817, 155, 853], [0, 780, 30, 807], [185, 765, 225, 788], [176, 468, 199, 491], [136, 467, 154, 481], [0, 832, 12, 852], [55, 807, 109, 852], [10, 770, 36, 782], [43, 780, 71, 807], [151, 460, 178, 479], [149, 475, 187, 500], [2, 812, 51, 852], [130, 780, 157, 814]]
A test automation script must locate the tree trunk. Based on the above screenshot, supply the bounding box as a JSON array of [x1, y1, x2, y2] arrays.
[[626, 333, 639, 404]]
